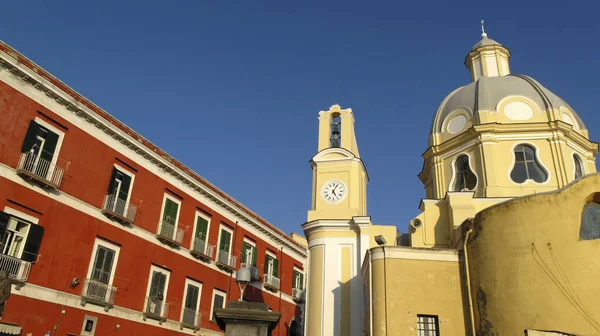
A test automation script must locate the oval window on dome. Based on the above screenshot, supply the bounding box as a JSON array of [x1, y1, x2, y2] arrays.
[[504, 101, 534, 121], [510, 144, 548, 183], [447, 115, 467, 134]]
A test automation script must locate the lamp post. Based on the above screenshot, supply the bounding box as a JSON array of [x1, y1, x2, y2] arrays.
[[374, 235, 388, 336], [235, 266, 251, 302]]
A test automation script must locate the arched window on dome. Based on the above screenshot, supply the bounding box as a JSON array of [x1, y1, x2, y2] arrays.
[[510, 144, 548, 183], [580, 202, 600, 240], [573, 154, 584, 180], [452, 155, 477, 191]]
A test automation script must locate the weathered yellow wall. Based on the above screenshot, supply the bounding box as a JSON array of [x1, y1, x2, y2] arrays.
[[307, 245, 324, 336], [369, 224, 397, 248], [465, 173, 600, 335], [369, 247, 467, 336]]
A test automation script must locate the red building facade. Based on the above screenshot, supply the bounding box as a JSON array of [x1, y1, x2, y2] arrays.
[[0, 41, 306, 336]]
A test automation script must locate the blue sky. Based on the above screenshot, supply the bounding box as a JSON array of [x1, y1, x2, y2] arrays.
[[2, 1, 598, 235]]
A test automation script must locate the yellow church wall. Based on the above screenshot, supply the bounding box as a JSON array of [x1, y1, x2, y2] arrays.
[[306, 245, 324, 336], [368, 247, 467, 336], [369, 224, 397, 248], [464, 173, 600, 335]]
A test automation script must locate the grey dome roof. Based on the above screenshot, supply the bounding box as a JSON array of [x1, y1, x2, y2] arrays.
[[472, 36, 501, 49], [431, 74, 586, 134]]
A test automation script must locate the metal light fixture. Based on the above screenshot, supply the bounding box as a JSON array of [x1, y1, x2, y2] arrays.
[[235, 266, 251, 301], [374, 235, 387, 246]]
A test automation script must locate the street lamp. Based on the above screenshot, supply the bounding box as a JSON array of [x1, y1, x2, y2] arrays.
[[235, 266, 251, 301]]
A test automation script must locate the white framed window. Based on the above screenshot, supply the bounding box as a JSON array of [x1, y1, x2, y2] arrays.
[[85, 239, 120, 287], [19, 117, 66, 180], [573, 154, 585, 180], [191, 211, 211, 247], [144, 265, 171, 317], [451, 154, 477, 191], [158, 193, 182, 239], [264, 250, 278, 277], [104, 164, 136, 216], [240, 238, 256, 266], [217, 224, 233, 255], [292, 267, 304, 290], [210, 289, 227, 322], [80, 314, 98, 336], [180, 278, 203, 327], [510, 144, 548, 184]]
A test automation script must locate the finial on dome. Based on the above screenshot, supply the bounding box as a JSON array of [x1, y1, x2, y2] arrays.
[[481, 19, 487, 38]]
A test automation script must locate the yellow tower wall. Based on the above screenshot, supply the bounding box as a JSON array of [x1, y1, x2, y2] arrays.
[[464, 173, 600, 335]]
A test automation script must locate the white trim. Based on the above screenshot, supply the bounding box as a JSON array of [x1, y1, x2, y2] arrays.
[[159, 193, 182, 239], [265, 249, 277, 259], [370, 246, 460, 262], [508, 142, 551, 185], [217, 224, 233, 255], [191, 211, 211, 246], [112, 163, 136, 208], [81, 314, 98, 336], [0, 165, 299, 304], [447, 153, 478, 192], [85, 238, 121, 287], [210, 288, 227, 322], [2, 206, 39, 224], [0, 63, 306, 259], [144, 265, 171, 314], [180, 278, 203, 325], [242, 237, 256, 265]]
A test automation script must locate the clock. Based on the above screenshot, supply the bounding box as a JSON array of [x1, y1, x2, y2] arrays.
[[321, 180, 347, 204]]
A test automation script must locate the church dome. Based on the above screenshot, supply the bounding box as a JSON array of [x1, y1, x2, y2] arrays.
[[471, 35, 501, 49]]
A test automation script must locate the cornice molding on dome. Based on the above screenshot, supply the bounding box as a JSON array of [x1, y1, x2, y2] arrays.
[[0, 48, 307, 258]]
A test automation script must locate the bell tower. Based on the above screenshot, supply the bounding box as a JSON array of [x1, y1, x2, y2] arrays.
[[303, 104, 383, 336]]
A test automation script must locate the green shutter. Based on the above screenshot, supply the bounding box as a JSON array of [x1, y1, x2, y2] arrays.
[[252, 246, 258, 266], [273, 258, 279, 277], [300, 273, 304, 290], [264, 255, 271, 274], [163, 199, 179, 224], [196, 216, 209, 240], [292, 270, 298, 289], [240, 241, 248, 263], [219, 229, 231, 252]]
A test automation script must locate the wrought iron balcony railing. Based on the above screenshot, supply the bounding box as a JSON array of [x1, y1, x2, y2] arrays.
[[143, 296, 170, 323], [16, 152, 67, 189], [156, 220, 184, 247], [190, 237, 214, 261], [80, 279, 117, 311], [0, 253, 31, 288], [264, 274, 280, 291], [292, 288, 304, 302], [101, 193, 137, 225], [180, 307, 201, 331], [216, 250, 236, 272]]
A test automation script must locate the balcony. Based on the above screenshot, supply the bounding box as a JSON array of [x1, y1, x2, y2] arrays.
[[215, 250, 236, 273], [0, 253, 32, 289], [180, 308, 201, 331], [156, 220, 184, 247], [80, 279, 117, 311], [143, 296, 170, 324], [16, 152, 67, 190], [292, 288, 304, 303], [101, 193, 138, 226], [264, 274, 280, 292], [190, 238, 214, 262], [241, 263, 260, 281]]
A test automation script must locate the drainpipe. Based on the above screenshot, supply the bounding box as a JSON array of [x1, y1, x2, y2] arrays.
[[464, 229, 476, 336], [227, 220, 239, 303], [278, 246, 283, 336]]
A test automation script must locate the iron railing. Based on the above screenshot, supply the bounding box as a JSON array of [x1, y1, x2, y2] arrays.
[[101, 193, 137, 223], [181, 308, 201, 329], [216, 250, 236, 270], [241, 263, 259, 281], [144, 296, 169, 321], [292, 288, 304, 301], [16, 152, 66, 188], [191, 238, 214, 259], [264, 274, 280, 290], [156, 220, 184, 245], [0, 253, 31, 283], [81, 279, 117, 306]]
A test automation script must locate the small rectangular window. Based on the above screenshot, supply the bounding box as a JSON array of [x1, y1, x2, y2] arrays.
[[80, 315, 98, 336], [211, 289, 226, 322], [417, 315, 439, 336], [292, 269, 304, 290]]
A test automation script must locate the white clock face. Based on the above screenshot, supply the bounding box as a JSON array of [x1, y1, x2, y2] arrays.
[[321, 180, 347, 204]]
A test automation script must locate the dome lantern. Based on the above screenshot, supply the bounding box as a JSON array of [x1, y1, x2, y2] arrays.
[[465, 20, 511, 81]]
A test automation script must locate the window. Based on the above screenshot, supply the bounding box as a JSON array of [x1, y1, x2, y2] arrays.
[[218, 226, 233, 254], [417, 315, 439, 336], [80, 315, 98, 336], [210, 289, 227, 322], [574, 154, 584, 180], [240, 239, 257, 266], [580, 202, 600, 240], [510, 144, 548, 183], [104, 165, 135, 216], [84, 239, 120, 304], [145, 265, 170, 317], [181, 278, 202, 327], [0, 208, 44, 263], [157, 194, 182, 242], [292, 269, 304, 290], [20, 119, 63, 179], [452, 155, 477, 191], [161, 195, 181, 226], [193, 212, 210, 242], [264, 252, 279, 278]]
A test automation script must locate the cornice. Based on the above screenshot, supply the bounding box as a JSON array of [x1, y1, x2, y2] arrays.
[[0, 45, 306, 258]]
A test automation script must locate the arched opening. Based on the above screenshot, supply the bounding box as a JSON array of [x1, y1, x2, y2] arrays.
[[289, 320, 301, 336], [330, 113, 341, 147], [510, 144, 548, 183], [452, 155, 477, 191], [573, 154, 584, 180], [580, 202, 600, 240]]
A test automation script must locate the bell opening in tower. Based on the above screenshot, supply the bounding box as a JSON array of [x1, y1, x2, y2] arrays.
[[330, 113, 341, 148]]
